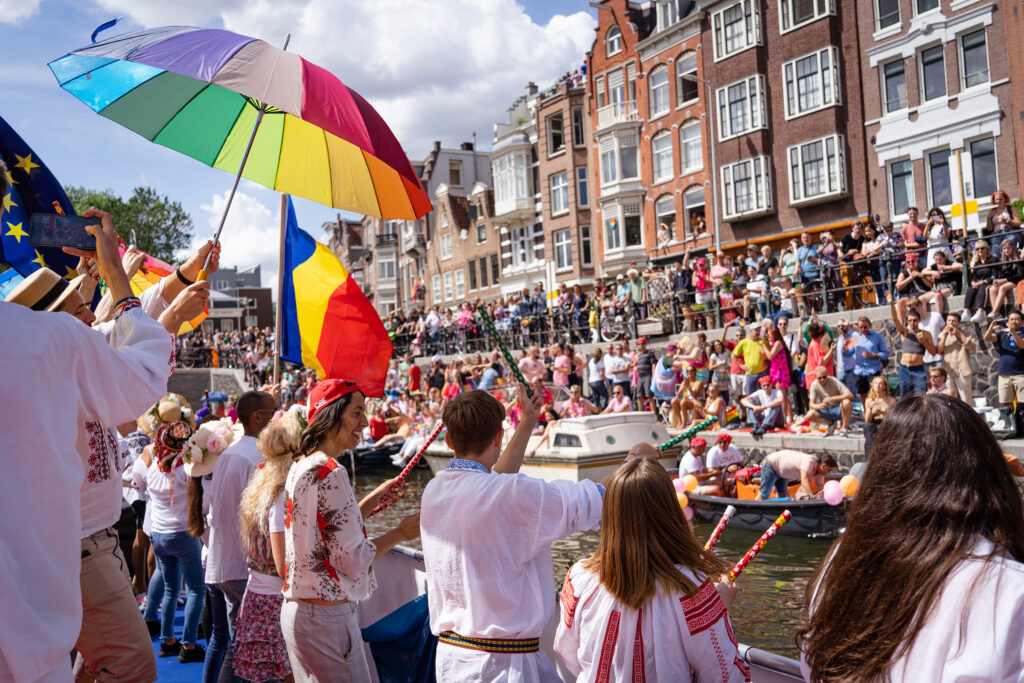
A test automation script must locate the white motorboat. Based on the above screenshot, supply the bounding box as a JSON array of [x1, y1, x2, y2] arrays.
[[424, 412, 680, 483], [358, 545, 804, 682]]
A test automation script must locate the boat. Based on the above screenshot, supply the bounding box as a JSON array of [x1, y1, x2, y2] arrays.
[[688, 493, 846, 538], [424, 412, 680, 483], [357, 545, 804, 682], [339, 442, 428, 472]]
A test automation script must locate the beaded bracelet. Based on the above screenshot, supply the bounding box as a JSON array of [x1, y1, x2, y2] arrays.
[[112, 296, 142, 320]]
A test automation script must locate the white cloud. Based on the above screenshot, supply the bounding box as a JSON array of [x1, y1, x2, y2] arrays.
[[0, 0, 44, 23], [190, 188, 280, 294], [90, 0, 596, 156]]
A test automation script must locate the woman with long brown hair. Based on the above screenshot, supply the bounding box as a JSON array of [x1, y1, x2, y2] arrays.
[[555, 457, 746, 681], [799, 394, 1024, 681]]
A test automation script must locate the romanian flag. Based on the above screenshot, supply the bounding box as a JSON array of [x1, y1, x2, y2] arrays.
[[280, 196, 391, 397]]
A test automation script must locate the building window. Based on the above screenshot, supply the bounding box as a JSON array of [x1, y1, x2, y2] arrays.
[[511, 226, 530, 266], [246, 315, 258, 327], [554, 229, 573, 270], [550, 171, 569, 215], [432, 274, 441, 302], [623, 205, 642, 247], [478, 256, 489, 288], [652, 131, 674, 184], [783, 47, 838, 119], [378, 259, 396, 279], [605, 216, 621, 251], [620, 135, 639, 179], [443, 272, 453, 301], [600, 135, 639, 185], [876, 0, 899, 31], [596, 77, 606, 109], [927, 149, 952, 207], [717, 75, 766, 140], [571, 106, 585, 147], [657, 0, 678, 30], [476, 222, 487, 243], [655, 194, 676, 239], [780, 0, 833, 33], [455, 268, 465, 298], [680, 120, 703, 174], [649, 65, 670, 118], [449, 160, 462, 187], [581, 226, 592, 265], [440, 211, 449, 230], [721, 156, 772, 219], [576, 167, 589, 208], [970, 137, 996, 199], [490, 253, 500, 284], [683, 186, 706, 237], [788, 134, 846, 204], [919, 45, 946, 102], [882, 59, 907, 114], [960, 29, 989, 89], [889, 159, 914, 216], [712, 1, 761, 61], [547, 113, 565, 156], [600, 142, 618, 185], [440, 233, 452, 260], [606, 26, 622, 57], [468, 260, 477, 291], [676, 52, 699, 106], [915, 0, 939, 15], [493, 151, 530, 212]]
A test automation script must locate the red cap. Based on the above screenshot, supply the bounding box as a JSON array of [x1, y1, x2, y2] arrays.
[[758, 375, 773, 386], [691, 437, 707, 448], [637, 337, 648, 344], [307, 379, 361, 425], [716, 433, 732, 445]]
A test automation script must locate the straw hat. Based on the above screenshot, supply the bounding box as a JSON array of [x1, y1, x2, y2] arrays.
[[4, 267, 86, 312], [138, 393, 193, 439], [183, 418, 244, 478]]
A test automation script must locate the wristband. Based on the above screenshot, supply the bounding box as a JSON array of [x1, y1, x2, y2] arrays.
[[112, 296, 141, 320], [176, 267, 194, 286]]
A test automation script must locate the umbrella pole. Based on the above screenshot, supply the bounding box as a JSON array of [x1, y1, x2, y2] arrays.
[[197, 104, 267, 281], [273, 193, 286, 389]]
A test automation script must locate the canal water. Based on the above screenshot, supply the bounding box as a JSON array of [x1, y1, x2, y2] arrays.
[[358, 466, 829, 659]]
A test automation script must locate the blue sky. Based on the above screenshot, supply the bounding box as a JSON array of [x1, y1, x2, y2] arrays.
[[1, 0, 596, 286]]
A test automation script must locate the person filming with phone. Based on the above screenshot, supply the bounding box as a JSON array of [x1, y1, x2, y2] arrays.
[[984, 309, 1024, 437]]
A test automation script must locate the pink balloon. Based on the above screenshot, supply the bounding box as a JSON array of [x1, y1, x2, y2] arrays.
[[673, 477, 688, 494], [823, 480, 844, 506], [683, 505, 694, 520]]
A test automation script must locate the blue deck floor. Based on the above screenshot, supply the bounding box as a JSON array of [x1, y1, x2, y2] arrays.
[[151, 606, 206, 683]]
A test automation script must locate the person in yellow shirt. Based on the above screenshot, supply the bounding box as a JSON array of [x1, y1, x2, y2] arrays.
[[732, 324, 770, 396]]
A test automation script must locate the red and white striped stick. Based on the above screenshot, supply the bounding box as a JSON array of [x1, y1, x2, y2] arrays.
[[368, 421, 445, 517], [703, 505, 737, 551], [727, 509, 791, 582]]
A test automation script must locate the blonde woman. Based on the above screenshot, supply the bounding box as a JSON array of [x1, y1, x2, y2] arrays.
[[863, 376, 896, 457], [232, 412, 304, 682]]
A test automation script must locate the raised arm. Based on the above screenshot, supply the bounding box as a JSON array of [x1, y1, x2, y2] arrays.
[[887, 290, 908, 337], [494, 384, 543, 474]]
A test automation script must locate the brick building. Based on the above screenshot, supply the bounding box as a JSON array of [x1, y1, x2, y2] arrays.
[[324, 216, 370, 292], [535, 81, 598, 287], [695, 0, 872, 249], [1005, 0, 1024, 200], [858, 0, 1020, 231]]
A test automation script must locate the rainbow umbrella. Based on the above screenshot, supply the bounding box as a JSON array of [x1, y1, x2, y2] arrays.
[[47, 27, 432, 224]]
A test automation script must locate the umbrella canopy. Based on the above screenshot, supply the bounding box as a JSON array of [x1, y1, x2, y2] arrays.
[[48, 27, 431, 219]]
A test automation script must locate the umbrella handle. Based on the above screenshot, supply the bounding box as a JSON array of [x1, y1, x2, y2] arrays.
[[197, 270, 208, 282]]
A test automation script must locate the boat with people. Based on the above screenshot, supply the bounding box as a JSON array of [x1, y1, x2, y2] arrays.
[[688, 493, 846, 538], [424, 411, 679, 482]]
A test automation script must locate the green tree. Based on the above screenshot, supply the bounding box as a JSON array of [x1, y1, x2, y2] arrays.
[[64, 186, 193, 263]]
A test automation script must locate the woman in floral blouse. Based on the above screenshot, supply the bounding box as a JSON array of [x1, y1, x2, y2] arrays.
[[280, 379, 420, 682]]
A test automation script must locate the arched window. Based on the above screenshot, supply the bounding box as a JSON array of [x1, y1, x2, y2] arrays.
[[676, 51, 699, 106], [648, 65, 670, 117], [651, 130, 674, 183], [655, 194, 677, 244], [682, 185, 707, 237], [606, 26, 622, 57], [679, 118, 703, 174]]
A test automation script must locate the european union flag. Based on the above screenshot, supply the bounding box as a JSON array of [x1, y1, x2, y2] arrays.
[[0, 114, 79, 278]]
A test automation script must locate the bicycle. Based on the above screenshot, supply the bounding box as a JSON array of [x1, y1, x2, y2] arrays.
[[599, 305, 633, 342]]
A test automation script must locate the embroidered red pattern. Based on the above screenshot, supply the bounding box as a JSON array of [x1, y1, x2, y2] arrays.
[[631, 608, 645, 683], [561, 571, 578, 628], [710, 629, 729, 680], [84, 421, 115, 483], [680, 580, 726, 636], [284, 497, 293, 529], [595, 610, 620, 683], [734, 655, 751, 681], [167, 333, 177, 376]]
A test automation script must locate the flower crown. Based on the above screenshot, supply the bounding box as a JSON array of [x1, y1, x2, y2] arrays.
[[183, 418, 234, 467]]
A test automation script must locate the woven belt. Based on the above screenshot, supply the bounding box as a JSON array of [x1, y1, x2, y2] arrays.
[[439, 631, 540, 654]]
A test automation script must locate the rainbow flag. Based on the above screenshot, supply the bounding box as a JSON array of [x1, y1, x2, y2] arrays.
[[280, 196, 391, 397], [118, 242, 207, 333]]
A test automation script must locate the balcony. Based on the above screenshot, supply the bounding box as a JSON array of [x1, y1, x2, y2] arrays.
[[402, 232, 426, 255], [493, 195, 534, 223], [596, 101, 639, 131], [376, 233, 398, 247]]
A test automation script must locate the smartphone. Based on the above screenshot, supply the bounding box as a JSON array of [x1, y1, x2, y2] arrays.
[[28, 213, 97, 251], [996, 317, 1009, 326]]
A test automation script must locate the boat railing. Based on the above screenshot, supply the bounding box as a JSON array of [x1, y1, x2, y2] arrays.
[[389, 544, 425, 563], [740, 644, 803, 681]]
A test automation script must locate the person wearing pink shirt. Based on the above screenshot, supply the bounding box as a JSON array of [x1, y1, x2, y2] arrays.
[[518, 346, 546, 385], [603, 385, 634, 413]]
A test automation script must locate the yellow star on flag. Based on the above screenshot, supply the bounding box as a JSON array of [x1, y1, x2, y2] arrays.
[[2, 192, 15, 213], [2, 169, 13, 186], [65, 265, 79, 279], [31, 249, 46, 268], [5, 220, 27, 243], [14, 153, 39, 174]]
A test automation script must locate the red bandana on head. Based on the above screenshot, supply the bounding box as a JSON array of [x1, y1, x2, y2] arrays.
[[155, 421, 192, 472], [307, 379, 361, 425]]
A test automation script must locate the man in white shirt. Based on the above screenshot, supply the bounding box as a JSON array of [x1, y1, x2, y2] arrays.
[[605, 343, 632, 394], [517, 345, 546, 385], [0, 206, 175, 683], [741, 375, 786, 435], [678, 437, 708, 478], [421, 387, 609, 681], [706, 433, 744, 475], [205, 390, 277, 681]]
